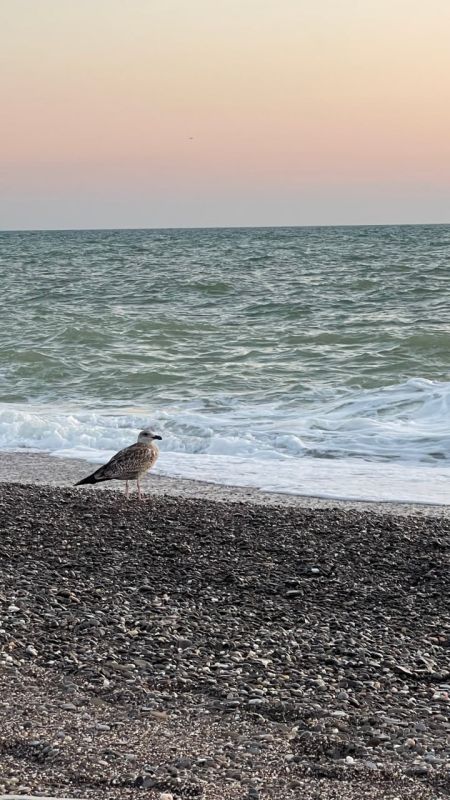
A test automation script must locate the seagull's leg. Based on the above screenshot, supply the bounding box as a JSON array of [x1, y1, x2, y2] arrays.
[[137, 478, 142, 500], [125, 480, 129, 499]]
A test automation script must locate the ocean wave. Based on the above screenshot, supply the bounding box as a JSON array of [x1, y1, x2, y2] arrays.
[[1, 377, 450, 502]]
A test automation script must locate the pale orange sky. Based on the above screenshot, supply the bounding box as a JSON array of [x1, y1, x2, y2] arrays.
[[1, 0, 449, 228]]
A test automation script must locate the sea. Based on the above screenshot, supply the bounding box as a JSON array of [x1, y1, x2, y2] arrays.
[[1, 224, 450, 504]]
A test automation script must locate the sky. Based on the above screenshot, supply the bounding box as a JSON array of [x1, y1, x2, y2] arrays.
[[1, 0, 449, 229]]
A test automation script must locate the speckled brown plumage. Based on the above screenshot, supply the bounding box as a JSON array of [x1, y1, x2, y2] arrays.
[[89, 442, 159, 482]]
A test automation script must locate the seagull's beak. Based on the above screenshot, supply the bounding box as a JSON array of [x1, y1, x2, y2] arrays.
[[153, 434, 162, 440]]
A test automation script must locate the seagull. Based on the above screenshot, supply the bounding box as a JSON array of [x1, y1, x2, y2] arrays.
[[75, 428, 162, 499]]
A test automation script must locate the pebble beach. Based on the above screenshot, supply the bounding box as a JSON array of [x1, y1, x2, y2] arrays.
[[1, 462, 450, 799]]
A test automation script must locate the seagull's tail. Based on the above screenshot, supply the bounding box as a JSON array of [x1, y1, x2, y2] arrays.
[[75, 469, 107, 486]]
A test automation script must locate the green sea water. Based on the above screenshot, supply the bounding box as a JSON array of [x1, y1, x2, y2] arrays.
[[1, 224, 449, 406]]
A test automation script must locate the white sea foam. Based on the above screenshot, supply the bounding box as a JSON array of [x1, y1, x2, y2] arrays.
[[1, 377, 450, 504]]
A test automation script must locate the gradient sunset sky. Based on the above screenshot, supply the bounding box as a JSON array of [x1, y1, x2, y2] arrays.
[[1, 0, 449, 229]]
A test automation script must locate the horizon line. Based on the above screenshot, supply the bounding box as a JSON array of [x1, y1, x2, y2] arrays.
[[1, 221, 449, 234]]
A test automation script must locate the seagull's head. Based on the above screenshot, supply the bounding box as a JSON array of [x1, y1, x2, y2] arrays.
[[138, 428, 162, 444]]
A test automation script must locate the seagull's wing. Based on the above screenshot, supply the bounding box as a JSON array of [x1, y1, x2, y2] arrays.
[[76, 443, 159, 485], [97, 443, 155, 480]]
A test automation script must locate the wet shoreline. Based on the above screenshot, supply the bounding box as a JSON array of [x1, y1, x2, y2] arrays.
[[1, 450, 450, 518]]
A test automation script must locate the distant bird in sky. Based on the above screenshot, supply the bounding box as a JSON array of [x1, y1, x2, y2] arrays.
[[75, 429, 162, 499]]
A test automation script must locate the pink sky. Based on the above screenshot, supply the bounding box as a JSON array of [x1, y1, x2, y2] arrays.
[[1, 0, 449, 228]]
